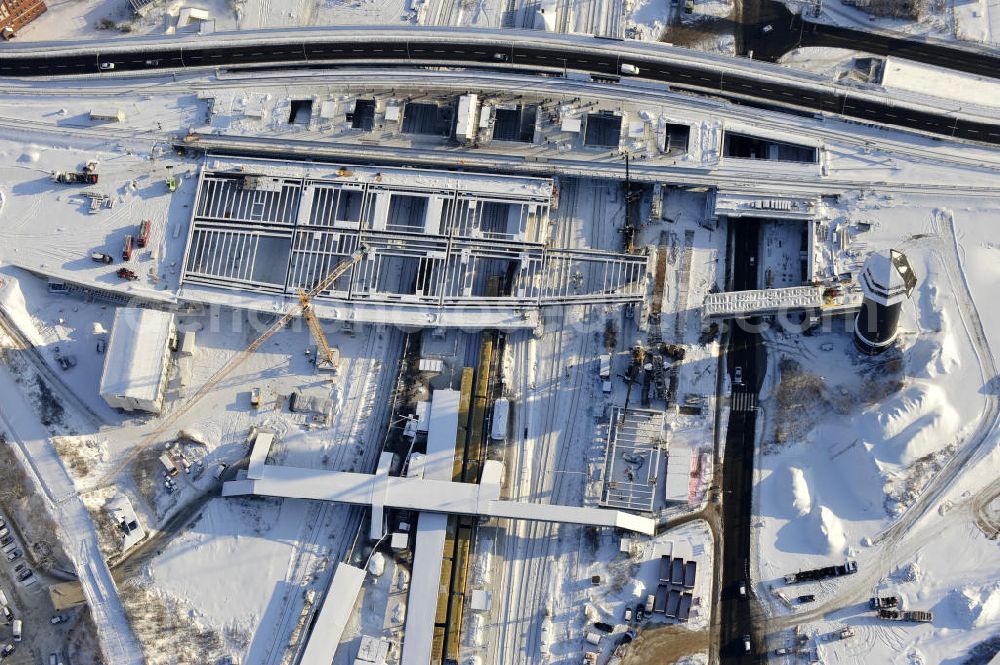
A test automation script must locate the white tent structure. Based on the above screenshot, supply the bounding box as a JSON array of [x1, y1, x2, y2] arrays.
[[99, 307, 175, 414]]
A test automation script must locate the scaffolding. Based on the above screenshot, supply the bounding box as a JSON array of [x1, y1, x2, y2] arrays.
[[600, 408, 664, 513]]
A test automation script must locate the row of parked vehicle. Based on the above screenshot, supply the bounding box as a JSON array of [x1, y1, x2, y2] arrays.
[[0, 511, 33, 660], [0, 518, 26, 574], [0, 513, 70, 663]]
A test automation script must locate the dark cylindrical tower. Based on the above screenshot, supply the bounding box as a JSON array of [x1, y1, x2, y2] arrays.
[[854, 249, 916, 355]]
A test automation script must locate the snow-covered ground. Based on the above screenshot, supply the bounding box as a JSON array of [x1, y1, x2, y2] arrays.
[[626, 0, 672, 41], [14, 0, 414, 43], [751, 191, 1000, 663], [1, 25, 1000, 665], [0, 275, 141, 665]]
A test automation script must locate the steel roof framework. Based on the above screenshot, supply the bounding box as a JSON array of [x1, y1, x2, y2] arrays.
[[182, 168, 648, 308], [600, 407, 665, 513]]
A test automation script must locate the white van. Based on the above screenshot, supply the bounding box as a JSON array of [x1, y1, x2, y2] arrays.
[[0, 589, 7, 606], [12, 618, 21, 641]]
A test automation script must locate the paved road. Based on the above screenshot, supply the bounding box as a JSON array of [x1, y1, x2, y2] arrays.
[[718, 219, 767, 663], [0, 32, 997, 144], [738, 0, 1000, 80]]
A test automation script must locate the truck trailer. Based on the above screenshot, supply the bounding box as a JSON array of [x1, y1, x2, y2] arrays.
[[784, 560, 857, 585]]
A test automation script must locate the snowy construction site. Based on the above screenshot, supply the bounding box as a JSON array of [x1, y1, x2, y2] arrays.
[[0, 2, 998, 665]]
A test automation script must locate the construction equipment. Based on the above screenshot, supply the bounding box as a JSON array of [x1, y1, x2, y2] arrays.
[[165, 165, 177, 192], [299, 291, 341, 373], [618, 342, 646, 430], [94, 244, 368, 487], [137, 220, 152, 249], [296, 245, 367, 372]]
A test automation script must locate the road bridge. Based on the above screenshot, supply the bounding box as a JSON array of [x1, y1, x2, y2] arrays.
[[0, 27, 997, 144]]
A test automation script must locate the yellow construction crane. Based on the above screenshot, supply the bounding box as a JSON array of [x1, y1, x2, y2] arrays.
[[94, 245, 367, 488], [299, 289, 339, 372]]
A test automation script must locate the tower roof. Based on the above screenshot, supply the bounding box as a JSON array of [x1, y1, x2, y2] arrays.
[[859, 249, 916, 304]]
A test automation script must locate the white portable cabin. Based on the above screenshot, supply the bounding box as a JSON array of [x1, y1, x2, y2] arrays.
[[455, 94, 480, 142], [99, 308, 175, 414], [664, 446, 693, 503], [90, 107, 125, 123], [490, 398, 510, 442]]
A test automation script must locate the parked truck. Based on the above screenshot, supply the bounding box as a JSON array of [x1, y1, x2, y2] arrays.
[[784, 560, 857, 585], [122, 235, 134, 261], [902, 611, 933, 623], [599, 354, 612, 380], [52, 171, 98, 185], [870, 596, 899, 610], [878, 609, 933, 623], [137, 220, 152, 248]]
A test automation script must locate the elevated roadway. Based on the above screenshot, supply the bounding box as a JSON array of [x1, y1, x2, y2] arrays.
[[0, 27, 998, 144]]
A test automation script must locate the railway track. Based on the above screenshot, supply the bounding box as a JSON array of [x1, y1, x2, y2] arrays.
[[493, 176, 603, 664], [256, 326, 402, 665]]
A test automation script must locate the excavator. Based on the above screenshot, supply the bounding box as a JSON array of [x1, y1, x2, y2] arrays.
[[95, 244, 368, 487]]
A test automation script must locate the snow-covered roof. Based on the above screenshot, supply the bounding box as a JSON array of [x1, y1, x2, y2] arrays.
[[299, 563, 366, 665], [424, 389, 460, 481], [106, 495, 146, 552], [402, 513, 448, 665], [665, 446, 693, 503], [860, 249, 916, 303], [99, 307, 174, 403], [222, 465, 656, 533], [247, 431, 275, 480]]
